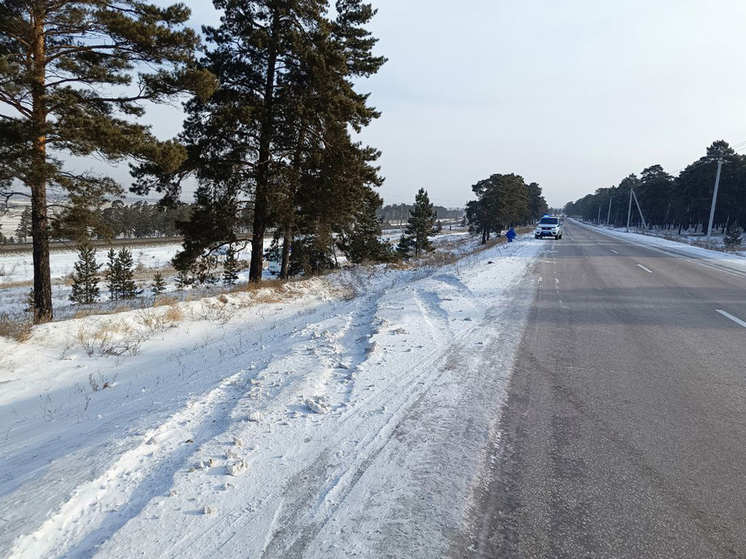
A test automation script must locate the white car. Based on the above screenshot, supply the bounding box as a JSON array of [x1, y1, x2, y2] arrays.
[[534, 216, 562, 239]]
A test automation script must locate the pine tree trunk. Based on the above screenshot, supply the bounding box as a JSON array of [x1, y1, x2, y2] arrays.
[[279, 126, 306, 280], [30, 3, 53, 323], [249, 10, 280, 283], [280, 228, 292, 280]]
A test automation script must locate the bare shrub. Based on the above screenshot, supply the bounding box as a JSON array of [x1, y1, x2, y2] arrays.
[[141, 304, 182, 333], [153, 295, 179, 308], [0, 313, 32, 342], [75, 323, 142, 357], [192, 299, 234, 323], [164, 304, 183, 323], [89, 372, 116, 391], [73, 308, 97, 320]]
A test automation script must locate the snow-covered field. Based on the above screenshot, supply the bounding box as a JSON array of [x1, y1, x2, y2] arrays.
[[0, 243, 180, 285], [0, 229, 473, 318], [0, 235, 542, 558]]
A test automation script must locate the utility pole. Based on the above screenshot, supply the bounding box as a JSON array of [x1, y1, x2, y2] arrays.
[[597, 205, 602, 225], [631, 188, 647, 229], [706, 157, 724, 245], [626, 189, 633, 231], [607, 196, 613, 225]]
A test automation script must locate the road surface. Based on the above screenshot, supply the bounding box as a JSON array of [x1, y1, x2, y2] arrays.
[[463, 220, 746, 558]]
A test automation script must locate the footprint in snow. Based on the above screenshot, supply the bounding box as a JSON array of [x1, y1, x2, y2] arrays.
[[305, 396, 329, 415]]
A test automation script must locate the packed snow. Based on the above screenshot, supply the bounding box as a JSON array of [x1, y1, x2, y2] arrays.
[[0, 235, 543, 558]]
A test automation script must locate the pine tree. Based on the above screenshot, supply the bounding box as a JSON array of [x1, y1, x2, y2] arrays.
[[24, 288, 34, 313], [106, 248, 122, 301], [724, 220, 742, 247], [133, 0, 385, 285], [117, 248, 138, 299], [223, 246, 240, 286], [175, 269, 192, 291], [398, 189, 438, 258], [0, 0, 216, 323], [344, 190, 392, 264], [289, 232, 337, 276], [151, 271, 167, 295], [15, 207, 31, 243], [467, 174, 530, 244], [396, 234, 415, 258], [70, 238, 101, 304]]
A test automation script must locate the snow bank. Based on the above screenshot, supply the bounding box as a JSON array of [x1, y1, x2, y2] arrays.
[[0, 236, 543, 559]]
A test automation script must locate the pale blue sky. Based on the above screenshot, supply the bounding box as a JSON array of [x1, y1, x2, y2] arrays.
[[141, 0, 746, 208]]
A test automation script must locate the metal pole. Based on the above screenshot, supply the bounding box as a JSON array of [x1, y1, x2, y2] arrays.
[[631, 188, 648, 230], [626, 189, 633, 231], [607, 196, 613, 225], [706, 158, 724, 245]]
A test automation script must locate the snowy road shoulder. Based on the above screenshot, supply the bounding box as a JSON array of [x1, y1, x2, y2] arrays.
[[1, 238, 543, 559], [572, 219, 746, 277]]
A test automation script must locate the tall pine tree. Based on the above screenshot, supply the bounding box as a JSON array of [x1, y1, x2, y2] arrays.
[[0, 0, 215, 322], [133, 0, 385, 283], [398, 188, 438, 258]]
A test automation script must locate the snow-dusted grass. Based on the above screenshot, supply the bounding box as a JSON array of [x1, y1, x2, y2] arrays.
[[0, 228, 475, 320], [0, 233, 542, 558]]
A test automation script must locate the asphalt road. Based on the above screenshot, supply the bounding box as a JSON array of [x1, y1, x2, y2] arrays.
[[463, 221, 746, 558]]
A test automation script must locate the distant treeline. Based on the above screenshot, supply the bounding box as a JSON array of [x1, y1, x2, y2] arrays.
[[565, 140, 746, 233], [378, 204, 464, 225], [1, 202, 196, 244]]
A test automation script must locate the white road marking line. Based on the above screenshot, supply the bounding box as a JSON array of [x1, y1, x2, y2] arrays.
[[611, 249, 619, 254], [716, 309, 746, 329], [568, 235, 576, 241], [571, 220, 746, 279], [637, 264, 654, 274], [598, 242, 603, 245]]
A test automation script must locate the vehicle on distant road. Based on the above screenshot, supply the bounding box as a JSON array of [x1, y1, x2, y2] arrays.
[[534, 216, 563, 239]]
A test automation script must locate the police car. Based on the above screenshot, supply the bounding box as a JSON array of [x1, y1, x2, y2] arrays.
[[534, 215, 563, 239]]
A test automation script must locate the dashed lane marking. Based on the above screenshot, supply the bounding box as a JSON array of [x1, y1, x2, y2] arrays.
[[716, 309, 746, 329], [611, 249, 619, 254], [637, 264, 654, 274]]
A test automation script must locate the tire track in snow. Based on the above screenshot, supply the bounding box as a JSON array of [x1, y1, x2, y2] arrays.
[[257, 272, 488, 557], [8, 368, 256, 559]]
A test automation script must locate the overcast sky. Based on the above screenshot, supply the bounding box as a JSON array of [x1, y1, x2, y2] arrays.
[[140, 0, 746, 209]]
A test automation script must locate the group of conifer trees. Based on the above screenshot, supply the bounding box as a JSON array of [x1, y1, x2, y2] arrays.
[[0, 0, 392, 322], [69, 245, 142, 304], [133, 0, 391, 288], [564, 140, 746, 245], [465, 174, 549, 244]]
